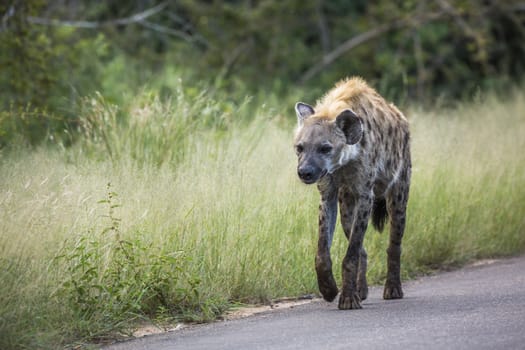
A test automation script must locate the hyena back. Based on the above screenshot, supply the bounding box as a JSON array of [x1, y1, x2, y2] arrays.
[[293, 77, 411, 310]]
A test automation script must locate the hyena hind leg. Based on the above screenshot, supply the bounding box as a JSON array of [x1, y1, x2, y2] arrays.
[[383, 180, 409, 300]]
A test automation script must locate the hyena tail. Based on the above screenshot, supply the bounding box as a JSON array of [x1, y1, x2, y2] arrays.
[[371, 197, 388, 232]]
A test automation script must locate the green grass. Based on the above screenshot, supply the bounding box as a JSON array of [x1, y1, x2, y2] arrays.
[[1, 88, 524, 349]]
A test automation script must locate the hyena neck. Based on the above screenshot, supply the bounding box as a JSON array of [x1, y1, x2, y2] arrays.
[[329, 144, 360, 174]]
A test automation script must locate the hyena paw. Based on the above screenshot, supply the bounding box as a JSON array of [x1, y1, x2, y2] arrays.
[[338, 292, 362, 310], [383, 281, 403, 300], [358, 284, 368, 301], [318, 276, 339, 302]]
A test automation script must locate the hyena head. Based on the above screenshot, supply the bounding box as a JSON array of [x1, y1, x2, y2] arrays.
[[293, 102, 363, 184]]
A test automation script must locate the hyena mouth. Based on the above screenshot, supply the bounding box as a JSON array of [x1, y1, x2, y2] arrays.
[[298, 168, 328, 184]]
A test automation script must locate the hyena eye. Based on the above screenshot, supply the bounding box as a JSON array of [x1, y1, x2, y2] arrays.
[[318, 145, 333, 154], [295, 144, 304, 154]]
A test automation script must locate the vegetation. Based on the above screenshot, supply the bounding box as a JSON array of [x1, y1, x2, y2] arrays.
[[2, 1, 525, 146], [2, 87, 525, 349], [1, 1, 525, 349]]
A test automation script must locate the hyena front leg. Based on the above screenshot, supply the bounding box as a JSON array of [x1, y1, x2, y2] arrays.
[[339, 192, 372, 310], [339, 188, 368, 301], [357, 247, 368, 301], [384, 169, 410, 300], [316, 177, 339, 302]]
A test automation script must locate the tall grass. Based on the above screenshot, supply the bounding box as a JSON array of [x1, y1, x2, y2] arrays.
[[1, 88, 524, 348]]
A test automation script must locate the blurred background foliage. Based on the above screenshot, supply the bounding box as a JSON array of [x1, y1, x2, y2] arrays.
[[1, 0, 525, 146]]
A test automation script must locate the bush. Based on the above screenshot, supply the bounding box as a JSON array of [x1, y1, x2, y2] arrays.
[[52, 183, 225, 343]]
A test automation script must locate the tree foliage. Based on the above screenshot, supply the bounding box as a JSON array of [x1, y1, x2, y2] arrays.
[[0, 1, 111, 146], [1, 0, 525, 146]]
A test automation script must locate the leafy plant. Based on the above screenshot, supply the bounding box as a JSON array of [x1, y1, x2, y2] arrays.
[[52, 183, 214, 341]]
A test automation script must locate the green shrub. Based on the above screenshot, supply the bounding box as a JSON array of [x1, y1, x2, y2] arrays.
[[52, 183, 223, 342]]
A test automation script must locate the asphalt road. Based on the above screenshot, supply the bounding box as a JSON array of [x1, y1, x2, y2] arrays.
[[105, 256, 525, 350]]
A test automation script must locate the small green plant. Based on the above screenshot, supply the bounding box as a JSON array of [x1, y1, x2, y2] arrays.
[[53, 183, 215, 342]]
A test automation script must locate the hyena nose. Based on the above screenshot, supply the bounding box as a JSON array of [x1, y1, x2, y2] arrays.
[[298, 166, 315, 183]]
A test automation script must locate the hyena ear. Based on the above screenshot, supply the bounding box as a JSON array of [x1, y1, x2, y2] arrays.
[[335, 109, 363, 145], [295, 102, 315, 126]]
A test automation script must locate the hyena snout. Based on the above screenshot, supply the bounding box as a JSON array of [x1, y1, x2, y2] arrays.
[[297, 163, 327, 184]]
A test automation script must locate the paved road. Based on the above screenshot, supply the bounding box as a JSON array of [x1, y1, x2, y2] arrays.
[[105, 256, 525, 350]]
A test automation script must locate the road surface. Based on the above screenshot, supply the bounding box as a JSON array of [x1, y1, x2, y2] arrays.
[[105, 256, 525, 350]]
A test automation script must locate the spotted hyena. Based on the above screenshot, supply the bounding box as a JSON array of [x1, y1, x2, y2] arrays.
[[293, 77, 411, 310]]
